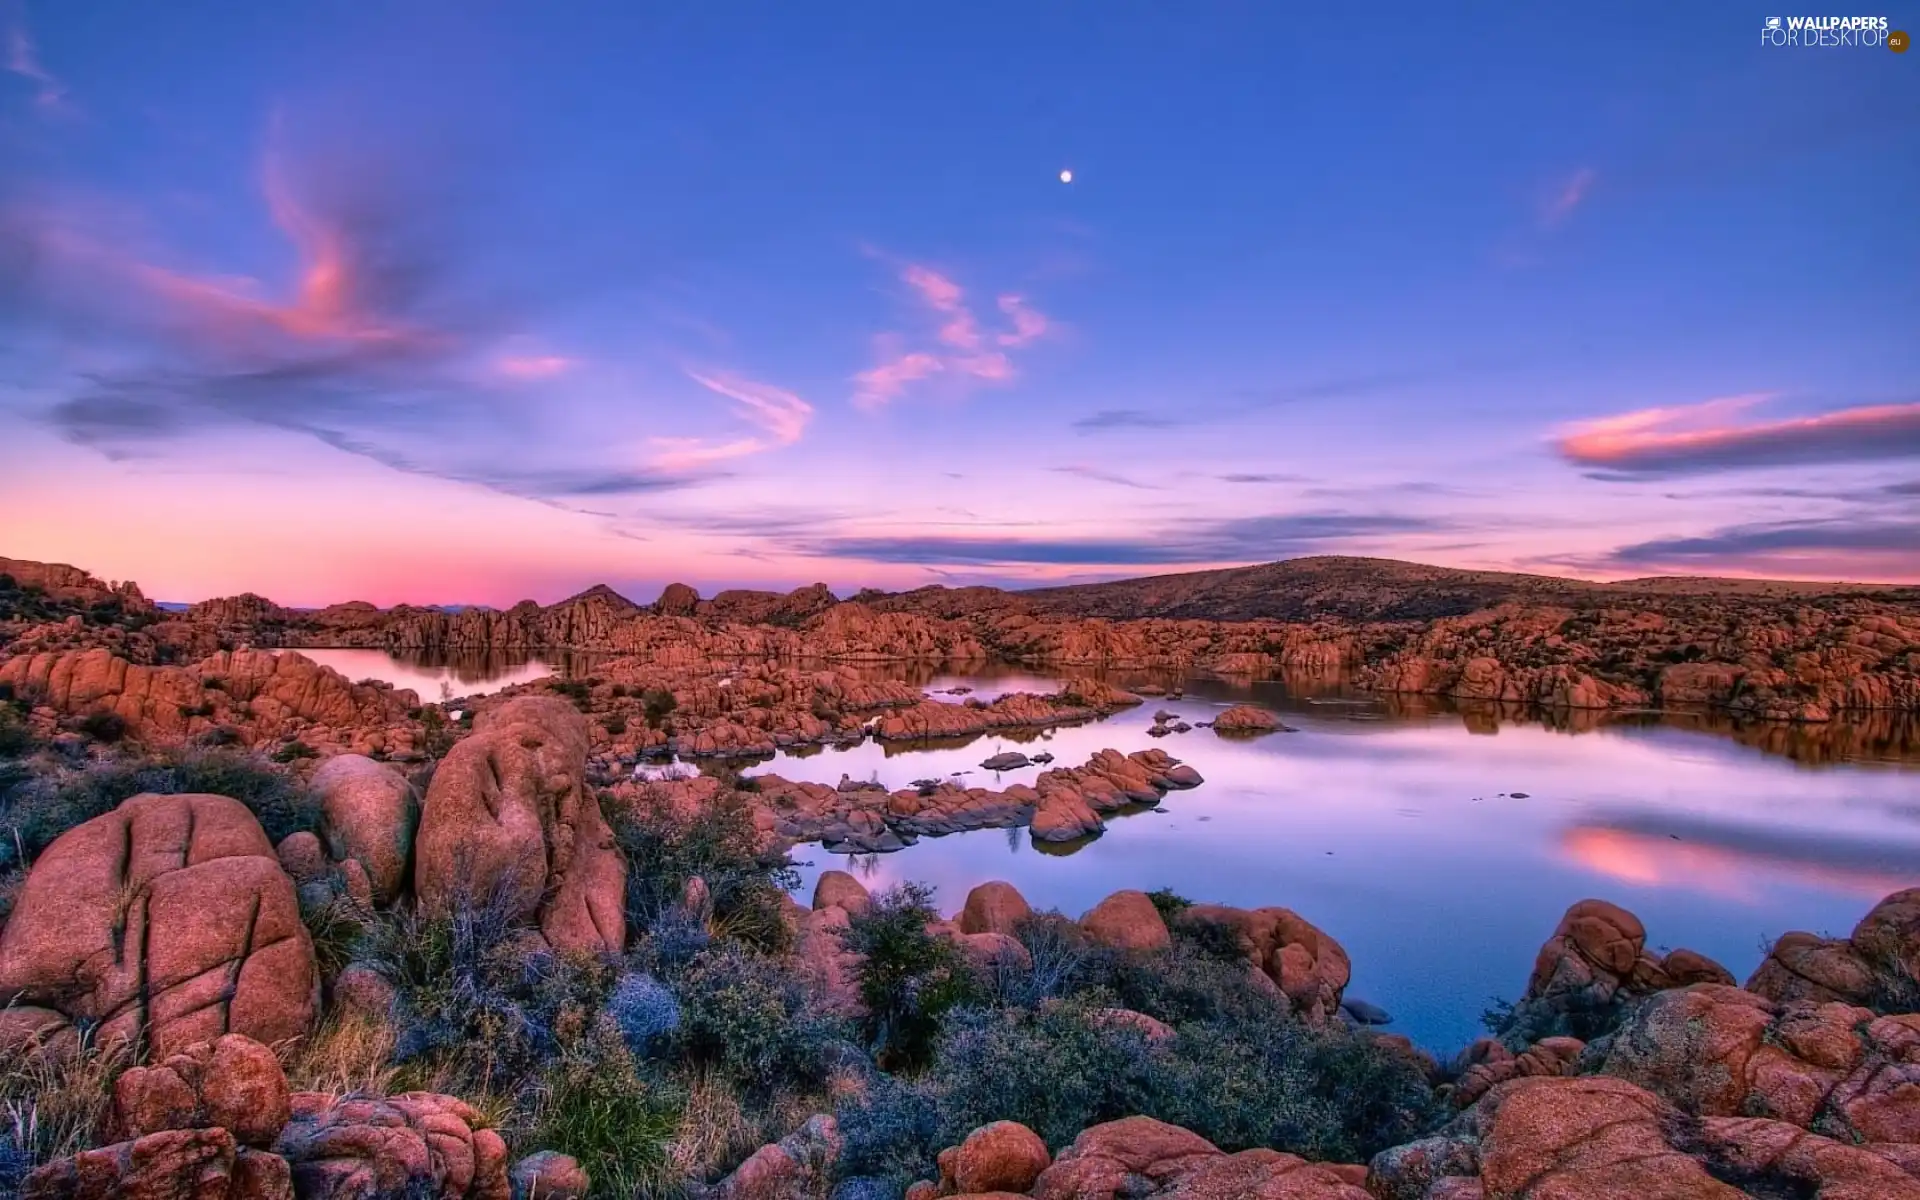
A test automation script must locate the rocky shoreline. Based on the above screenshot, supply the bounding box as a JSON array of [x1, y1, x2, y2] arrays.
[[8, 555, 1917, 727]]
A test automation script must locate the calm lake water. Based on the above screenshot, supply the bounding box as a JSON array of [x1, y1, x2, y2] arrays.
[[322, 651, 1920, 1053], [285, 648, 560, 702]]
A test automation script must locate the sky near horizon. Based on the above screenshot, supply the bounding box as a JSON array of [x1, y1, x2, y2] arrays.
[[1, 3, 1915, 607]]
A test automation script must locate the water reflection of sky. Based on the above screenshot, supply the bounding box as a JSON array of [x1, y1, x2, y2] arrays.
[[763, 670, 1920, 1053], [282, 648, 557, 703], [326, 652, 1920, 1053]]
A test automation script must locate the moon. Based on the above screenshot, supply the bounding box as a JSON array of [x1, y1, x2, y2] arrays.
[[1059, 169, 1073, 184]]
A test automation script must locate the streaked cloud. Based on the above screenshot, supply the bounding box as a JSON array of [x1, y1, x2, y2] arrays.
[[1557, 395, 1920, 476], [1540, 167, 1597, 227], [1071, 368, 1447, 435], [1607, 518, 1920, 564], [791, 510, 1444, 567], [495, 354, 575, 380], [853, 262, 1051, 409], [649, 370, 812, 471], [4, 5, 66, 111], [0, 137, 729, 508], [1072, 409, 1178, 432], [1049, 464, 1160, 490]]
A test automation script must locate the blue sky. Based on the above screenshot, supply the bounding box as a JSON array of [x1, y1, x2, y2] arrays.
[[1, 1, 1915, 605]]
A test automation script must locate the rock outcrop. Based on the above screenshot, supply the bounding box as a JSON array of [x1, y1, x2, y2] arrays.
[[1370, 1073, 1920, 1200], [0, 792, 319, 1057], [1587, 983, 1920, 1144], [276, 1091, 511, 1200], [24, 1034, 514, 1200], [415, 695, 626, 953], [1746, 886, 1920, 1008], [0, 647, 420, 756], [1173, 903, 1352, 1025], [914, 1115, 1371, 1199], [1497, 898, 1732, 1044]]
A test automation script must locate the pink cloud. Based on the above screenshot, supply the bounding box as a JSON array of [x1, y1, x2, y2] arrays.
[[495, 355, 576, 380], [853, 263, 1053, 409], [996, 294, 1048, 346], [1540, 167, 1597, 227], [649, 370, 813, 470], [853, 346, 945, 410], [9, 151, 430, 354], [1556, 394, 1920, 474]]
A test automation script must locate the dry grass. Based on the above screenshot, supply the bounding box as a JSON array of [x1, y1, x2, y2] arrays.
[[277, 1011, 397, 1098], [0, 1032, 132, 1171], [664, 1067, 829, 1188]]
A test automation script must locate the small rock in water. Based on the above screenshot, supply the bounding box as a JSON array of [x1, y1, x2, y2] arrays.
[[1147, 724, 1171, 737], [1510, 791, 1530, 799], [980, 751, 1032, 771], [1031, 752, 1055, 764]]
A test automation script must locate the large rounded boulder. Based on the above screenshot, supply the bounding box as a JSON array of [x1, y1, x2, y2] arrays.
[[312, 753, 420, 906], [0, 792, 319, 1057], [415, 694, 625, 953]]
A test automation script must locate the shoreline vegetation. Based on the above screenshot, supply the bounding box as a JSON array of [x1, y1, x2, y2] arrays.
[[2, 552, 1919, 1197]]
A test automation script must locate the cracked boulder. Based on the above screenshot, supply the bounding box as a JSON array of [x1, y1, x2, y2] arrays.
[[0, 792, 318, 1057], [1585, 982, 1920, 1144], [415, 694, 625, 954]]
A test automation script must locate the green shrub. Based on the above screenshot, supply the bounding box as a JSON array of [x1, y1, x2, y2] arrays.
[[931, 1001, 1159, 1150], [0, 709, 29, 758], [610, 788, 796, 952], [529, 1026, 681, 1198], [360, 880, 614, 1096], [1147, 888, 1193, 920], [0, 747, 320, 870], [641, 688, 677, 729], [1152, 1015, 1441, 1162], [271, 740, 319, 764], [78, 711, 127, 743], [672, 943, 845, 1095], [843, 883, 982, 1067], [602, 714, 628, 737]]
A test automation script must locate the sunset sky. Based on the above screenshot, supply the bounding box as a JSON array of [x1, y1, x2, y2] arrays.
[[1, 3, 1914, 606]]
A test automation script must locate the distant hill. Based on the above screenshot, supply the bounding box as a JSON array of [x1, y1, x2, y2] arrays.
[[870, 555, 1920, 624]]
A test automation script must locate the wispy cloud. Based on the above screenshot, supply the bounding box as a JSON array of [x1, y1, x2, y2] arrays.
[[4, 4, 66, 111], [0, 134, 723, 507], [1607, 518, 1920, 564], [1557, 395, 1920, 476], [1072, 409, 1178, 432], [649, 370, 813, 471], [1071, 368, 1447, 435], [495, 354, 575, 380], [853, 262, 1052, 409], [790, 510, 1444, 567], [1049, 464, 1160, 490], [1540, 167, 1597, 227], [1219, 473, 1309, 484]]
